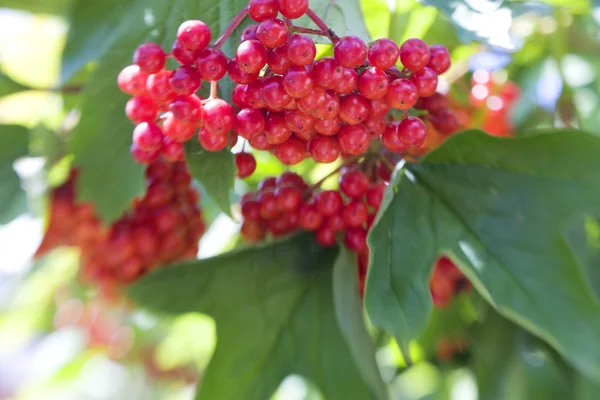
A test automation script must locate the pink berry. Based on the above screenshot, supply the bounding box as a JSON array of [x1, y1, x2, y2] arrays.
[[334, 36, 367, 69], [177, 20, 211, 51], [368, 38, 399, 70], [133, 122, 164, 151], [399, 38, 430, 72]]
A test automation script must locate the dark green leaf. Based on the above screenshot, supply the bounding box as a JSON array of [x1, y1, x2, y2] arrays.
[[0, 70, 30, 98], [366, 129, 600, 381], [0, 125, 29, 223], [296, 0, 370, 43], [129, 234, 382, 400], [333, 245, 388, 400], [184, 140, 235, 217]]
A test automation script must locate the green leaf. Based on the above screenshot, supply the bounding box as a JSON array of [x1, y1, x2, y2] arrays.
[[332, 245, 388, 400], [1, 0, 73, 15], [184, 140, 235, 217], [64, 0, 249, 221], [0, 70, 30, 98], [305, 0, 371, 42], [366, 129, 600, 381], [129, 234, 382, 400], [0, 125, 29, 223]]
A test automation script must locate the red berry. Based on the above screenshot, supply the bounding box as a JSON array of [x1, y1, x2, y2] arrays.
[[339, 94, 370, 125], [118, 65, 149, 95], [257, 18, 289, 48], [130, 143, 160, 164], [267, 46, 293, 74], [235, 108, 265, 138], [241, 25, 259, 41], [315, 190, 343, 216], [133, 43, 165, 73], [177, 20, 211, 51], [315, 226, 336, 247], [196, 47, 228, 81], [399, 38, 430, 72], [162, 136, 185, 162], [398, 116, 427, 147], [285, 110, 314, 133], [298, 203, 323, 230], [340, 169, 369, 198], [368, 98, 390, 118], [241, 196, 261, 220], [325, 213, 345, 232], [300, 87, 326, 112], [146, 70, 176, 103], [314, 91, 340, 120], [228, 59, 260, 84], [358, 67, 389, 100], [368, 38, 399, 70], [202, 99, 234, 135], [258, 191, 280, 219], [232, 84, 249, 108], [386, 78, 418, 110], [169, 94, 202, 124], [262, 76, 293, 110], [334, 68, 358, 94], [431, 109, 458, 135], [363, 117, 386, 138], [294, 127, 317, 141], [162, 112, 196, 142], [244, 81, 267, 109], [198, 127, 228, 151], [366, 182, 386, 209], [415, 92, 448, 112], [334, 36, 367, 69], [276, 171, 306, 188], [169, 66, 201, 95], [312, 57, 343, 90], [314, 117, 343, 136], [381, 122, 408, 152], [236, 39, 268, 73], [172, 40, 199, 65], [249, 0, 279, 22], [283, 66, 314, 98], [274, 136, 306, 165], [342, 199, 368, 228], [411, 67, 438, 97], [286, 34, 316, 66], [275, 185, 303, 211], [377, 161, 392, 182], [277, 0, 309, 19], [309, 136, 340, 163], [133, 122, 164, 151], [265, 112, 292, 144], [125, 95, 158, 124], [259, 176, 278, 191], [241, 220, 266, 242], [235, 153, 257, 178], [344, 227, 367, 251], [427, 45, 451, 74], [249, 131, 273, 150], [337, 124, 370, 155]]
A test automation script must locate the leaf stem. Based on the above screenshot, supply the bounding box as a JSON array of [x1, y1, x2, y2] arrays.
[[306, 8, 338, 42], [213, 6, 249, 49]]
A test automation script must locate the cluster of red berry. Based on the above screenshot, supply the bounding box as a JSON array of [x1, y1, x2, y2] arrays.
[[429, 256, 471, 308], [36, 160, 205, 293]]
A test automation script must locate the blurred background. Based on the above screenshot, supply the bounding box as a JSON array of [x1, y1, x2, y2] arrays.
[[1, 0, 599, 399]]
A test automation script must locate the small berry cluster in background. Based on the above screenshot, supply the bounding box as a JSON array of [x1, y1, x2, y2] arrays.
[[429, 256, 471, 308]]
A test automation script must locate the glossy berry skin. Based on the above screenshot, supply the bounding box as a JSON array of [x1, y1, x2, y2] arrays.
[[340, 169, 369, 198], [366, 183, 386, 209], [411, 67, 438, 97], [386, 78, 419, 110], [146, 70, 175, 103], [130, 143, 160, 164], [248, 0, 279, 22], [125, 95, 158, 124], [275, 136, 306, 165], [283, 66, 314, 98], [241, 25, 259, 41], [287, 34, 317, 66], [399, 38, 430, 72], [398, 116, 427, 147], [309, 136, 340, 163], [162, 113, 196, 142], [300, 87, 326, 111], [228, 59, 260, 84], [344, 227, 367, 251], [314, 117, 342, 136], [162, 136, 185, 162], [431, 109, 458, 135], [257, 18, 289, 48], [342, 200, 368, 228], [298, 204, 323, 230], [133, 43, 165, 74], [198, 127, 228, 151], [338, 124, 370, 155], [133, 122, 164, 151], [315, 190, 343, 216], [243, 81, 266, 109], [363, 117, 386, 138], [357, 67, 389, 100], [335, 68, 358, 94], [368, 98, 390, 118], [381, 122, 408, 153], [118, 65, 149, 95], [265, 113, 292, 144], [169, 94, 202, 124], [263, 76, 293, 110], [172, 40, 200, 65], [169, 66, 201, 96], [312, 57, 343, 89], [202, 99, 234, 135], [267, 46, 293, 74], [427, 44, 451, 74], [314, 91, 341, 120], [275, 186, 303, 211], [315, 227, 336, 247], [236, 39, 268, 73], [197, 47, 228, 81], [235, 108, 265, 138], [415, 92, 448, 112], [368, 38, 399, 70], [334, 36, 368, 69], [339, 94, 370, 125], [285, 110, 314, 133], [258, 191, 280, 219], [277, 0, 309, 19], [235, 153, 257, 178], [177, 20, 211, 51], [241, 220, 265, 242]]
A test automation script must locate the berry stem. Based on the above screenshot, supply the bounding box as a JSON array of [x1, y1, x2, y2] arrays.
[[306, 8, 338, 41], [385, 67, 409, 79], [291, 25, 330, 36], [209, 80, 218, 99], [212, 6, 249, 49]]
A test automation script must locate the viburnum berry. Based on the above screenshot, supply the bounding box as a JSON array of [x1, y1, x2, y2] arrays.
[[169, 65, 201, 96], [241, 25, 259, 41], [357, 67, 389, 100], [118, 65, 149, 95], [314, 91, 341, 120], [300, 87, 326, 112], [162, 136, 185, 162], [125, 95, 158, 124], [337, 124, 370, 155], [172, 40, 200, 65], [325, 213, 345, 232], [169, 94, 202, 124], [340, 169, 369, 198], [196, 47, 228, 81], [312, 57, 343, 90], [399, 38, 430, 72], [366, 182, 386, 209], [277, 0, 309, 19], [274, 136, 306, 165], [363, 117, 386, 138], [415, 92, 448, 112], [315, 190, 343, 216], [130, 143, 160, 164], [344, 227, 367, 251], [257, 18, 289, 48], [368, 38, 399, 70], [235, 108, 265, 138], [249, 131, 272, 150], [334, 68, 358, 94], [427, 44, 451, 74], [285, 109, 314, 133], [177, 20, 211, 51], [275, 185, 303, 211], [244, 81, 267, 108], [398, 116, 427, 147], [202, 99, 234, 135], [342, 200, 368, 228], [146, 70, 176, 104], [267, 46, 293, 74], [228, 59, 260, 84], [265, 112, 292, 144], [235, 153, 257, 178], [283, 66, 314, 98], [133, 122, 164, 151], [315, 226, 336, 247], [198, 127, 228, 151], [431, 109, 458, 135], [386, 78, 419, 110], [236, 39, 268, 73], [314, 117, 342, 136], [334, 36, 367, 69], [286, 34, 317, 66], [133, 43, 165, 74], [248, 0, 279, 22], [368, 98, 390, 118], [411, 67, 438, 97], [162, 112, 196, 142], [298, 203, 323, 230], [309, 136, 340, 163], [339, 94, 370, 125], [263, 76, 293, 110], [381, 122, 408, 152]]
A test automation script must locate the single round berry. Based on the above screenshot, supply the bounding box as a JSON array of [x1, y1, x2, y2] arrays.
[[262, 76, 293, 110], [172, 40, 199, 65], [249, 131, 273, 150], [177, 20, 211, 51], [259, 177, 278, 191], [125, 95, 158, 124], [366, 182, 386, 209], [411, 67, 438, 97], [202, 99, 234, 135], [314, 117, 343, 136], [386, 78, 418, 110], [286, 34, 317, 66], [309, 136, 340, 163], [283, 66, 314, 98], [344, 227, 367, 251], [275, 136, 306, 165], [169, 94, 202, 124], [169, 66, 201, 96], [334, 36, 368, 69], [300, 87, 326, 112], [325, 213, 345, 232], [294, 127, 317, 141], [298, 203, 323, 230], [339, 94, 370, 125], [363, 117, 386, 138], [340, 169, 369, 198], [312, 57, 343, 90], [133, 43, 165, 74], [258, 191, 280, 219], [118, 65, 149, 95], [276, 171, 306, 188], [368, 38, 399, 70], [381, 122, 408, 152], [315, 190, 343, 216], [248, 0, 279, 22], [267, 46, 293, 74], [431, 109, 458, 135], [277, 0, 309, 19], [198, 127, 229, 151], [314, 91, 341, 120], [241, 25, 259, 41], [399, 38, 430, 72], [235, 108, 266, 138], [130, 143, 161, 164], [342, 199, 368, 228], [236, 39, 268, 74], [315, 226, 336, 247], [265, 112, 292, 144], [427, 44, 451, 74], [232, 84, 249, 108], [285, 110, 314, 133], [196, 47, 228, 81], [162, 136, 185, 162], [337, 124, 370, 155], [334, 68, 358, 94], [257, 18, 289, 48], [241, 220, 266, 242], [133, 122, 164, 151], [275, 186, 303, 211], [228, 59, 260, 84], [241, 195, 261, 220], [357, 67, 389, 100], [398, 116, 427, 147], [162, 112, 196, 142], [146, 70, 176, 103], [235, 153, 257, 178], [415, 92, 448, 112], [368, 98, 390, 118], [244, 81, 267, 109]]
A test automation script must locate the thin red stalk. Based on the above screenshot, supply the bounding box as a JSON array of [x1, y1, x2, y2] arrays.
[[290, 25, 330, 36], [213, 6, 249, 49], [306, 8, 330, 32]]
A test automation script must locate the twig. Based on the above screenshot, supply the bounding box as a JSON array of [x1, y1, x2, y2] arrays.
[[213, 6, 249, 49]]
